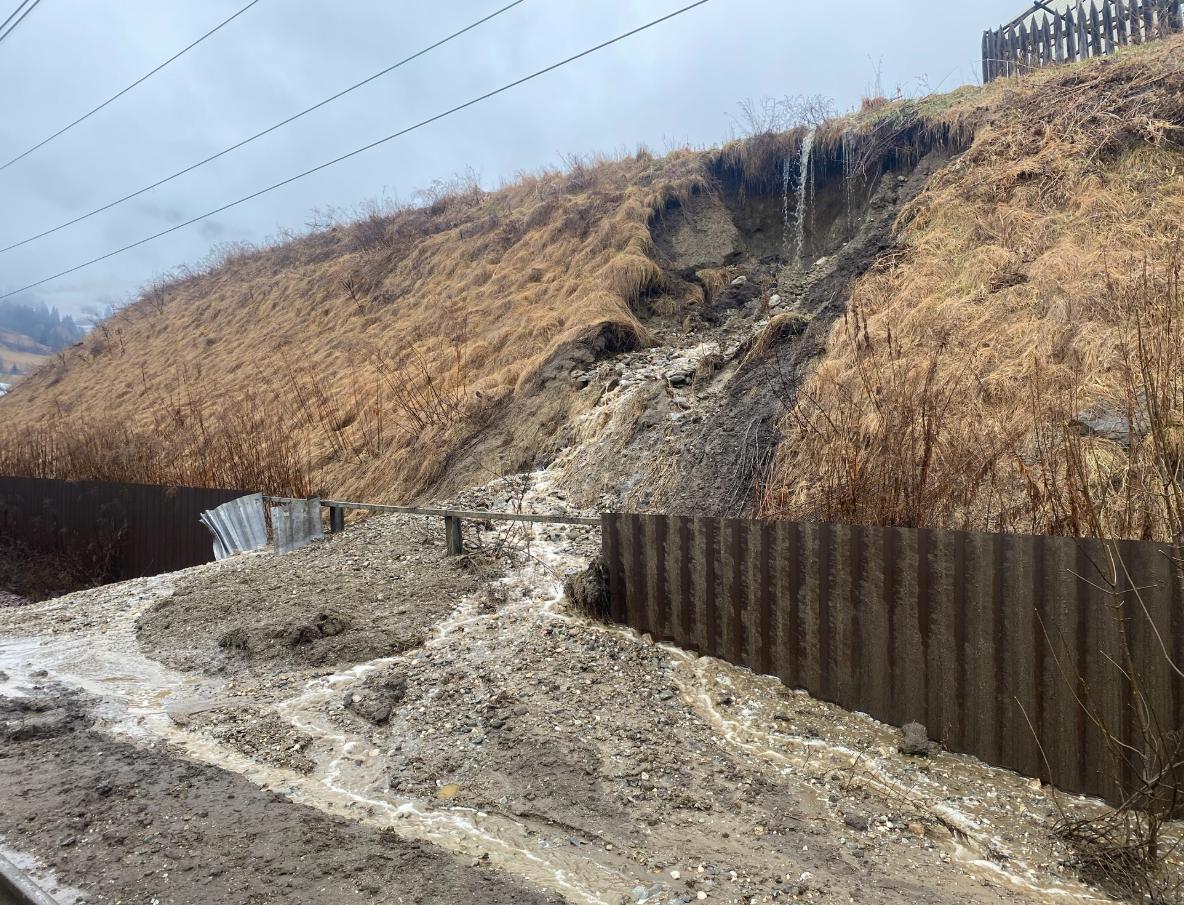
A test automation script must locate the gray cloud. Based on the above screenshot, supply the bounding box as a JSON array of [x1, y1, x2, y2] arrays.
[[0, 0, 1030, 316]]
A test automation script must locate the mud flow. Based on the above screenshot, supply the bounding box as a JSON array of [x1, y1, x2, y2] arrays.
[[0, 470, 1128, 905]]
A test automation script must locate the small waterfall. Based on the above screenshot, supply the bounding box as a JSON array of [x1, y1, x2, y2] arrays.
[[794, 127, 816, 270], [781, 155, 794, 256]]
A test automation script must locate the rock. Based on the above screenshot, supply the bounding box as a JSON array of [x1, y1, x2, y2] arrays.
[[842, 812, 869, 832], [730, 276, 748, 286], [564, 556, 610, 620], [668, 372, 692, 388], [768, 294, 782, 307], [1071, 409, 1145, 446], [898, 722, 933, 757], [344, 675, 407, 725], [702, 280, 760, 325]]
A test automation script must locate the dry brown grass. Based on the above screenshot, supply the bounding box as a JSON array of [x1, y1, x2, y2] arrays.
[[761, 35, 1184, 541], [0, 148, 718, 500]]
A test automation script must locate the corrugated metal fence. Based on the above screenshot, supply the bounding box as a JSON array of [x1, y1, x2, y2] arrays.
[[0, 475, 246, 581], [602, 513, 1184, 801]]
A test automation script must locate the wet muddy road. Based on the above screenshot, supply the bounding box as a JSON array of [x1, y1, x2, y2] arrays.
[[0, 476, 1122, 905]]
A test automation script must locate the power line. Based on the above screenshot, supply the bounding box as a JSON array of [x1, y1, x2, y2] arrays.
[[0, 0, 262, 172], [0, 0, 35, 35], [0, 0, 528, 256], [0, 0, 43, 47], [0, 0, 713, 302]]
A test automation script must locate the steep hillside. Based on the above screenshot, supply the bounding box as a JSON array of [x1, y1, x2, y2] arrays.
[[761, 36, 1184, 541], [0, 152, 709, 496], [5, 35, 1184, 543]]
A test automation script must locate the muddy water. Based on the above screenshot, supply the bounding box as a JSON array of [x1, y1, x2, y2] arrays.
[[0, 576, 220, 737], [667, 656, 1106, 903], [0, 483, 634, 905], [0, 474, 1109, 905]]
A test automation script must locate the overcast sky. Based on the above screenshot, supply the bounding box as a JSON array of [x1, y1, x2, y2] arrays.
[[1, 0, 1037, 319]]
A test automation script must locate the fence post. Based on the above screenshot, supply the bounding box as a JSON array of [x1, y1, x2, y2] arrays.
[[445, 515, 463, 555], [329, 505, 344, 534]]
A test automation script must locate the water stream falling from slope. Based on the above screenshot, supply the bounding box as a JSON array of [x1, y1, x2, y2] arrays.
[[794, 127, 817, 270]]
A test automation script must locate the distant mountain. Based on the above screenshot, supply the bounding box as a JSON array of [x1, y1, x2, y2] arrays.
[[0, 300, 84, 352]]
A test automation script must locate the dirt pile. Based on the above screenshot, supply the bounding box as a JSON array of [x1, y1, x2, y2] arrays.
[[138, 515, 482, 675]]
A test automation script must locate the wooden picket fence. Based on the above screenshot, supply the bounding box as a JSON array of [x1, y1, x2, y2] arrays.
[[984, 0, 1184, 82]]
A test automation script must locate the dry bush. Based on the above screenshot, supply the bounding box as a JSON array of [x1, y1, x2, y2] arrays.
[[0, 534, 121, 601], [0, 388, 311, 498], [730, 94, 837, 137]]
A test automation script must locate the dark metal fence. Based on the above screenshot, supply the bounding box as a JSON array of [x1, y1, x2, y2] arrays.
[[0, 475, 246, 582], [984, 0, 1184, 83], [602, 513, 1184, 801]]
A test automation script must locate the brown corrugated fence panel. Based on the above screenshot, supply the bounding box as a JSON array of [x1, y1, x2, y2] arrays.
[[0, 475, 246, 582], [604, 513, 1184, 803]]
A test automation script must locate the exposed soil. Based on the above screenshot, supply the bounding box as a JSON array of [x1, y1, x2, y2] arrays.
[[138, 515, 483, 676], [0, 684, 560, 905], [642, 149, 954, 517]]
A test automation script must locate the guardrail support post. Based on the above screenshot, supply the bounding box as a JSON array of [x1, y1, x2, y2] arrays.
[[445, 515, 463, 555], [329, 505, 345, 534]]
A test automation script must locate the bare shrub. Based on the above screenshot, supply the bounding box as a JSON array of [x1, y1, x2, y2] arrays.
[[730, 94, 837, 138]]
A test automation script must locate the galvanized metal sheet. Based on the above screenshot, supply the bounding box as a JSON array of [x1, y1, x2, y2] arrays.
[[201, 493, 268, 560], [270, 498, 323, 555]]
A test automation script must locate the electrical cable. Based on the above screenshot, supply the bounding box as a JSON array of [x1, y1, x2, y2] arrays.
[[0, 0, 712, 301], [0, 0, 528, 255], [0, 0, 263, 171]]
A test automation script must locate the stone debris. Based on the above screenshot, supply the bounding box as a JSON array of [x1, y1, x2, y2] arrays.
[[898, 721, 935, 757]]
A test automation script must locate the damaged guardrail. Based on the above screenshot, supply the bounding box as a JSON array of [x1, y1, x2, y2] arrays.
[[264, 496, 598, 555]]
